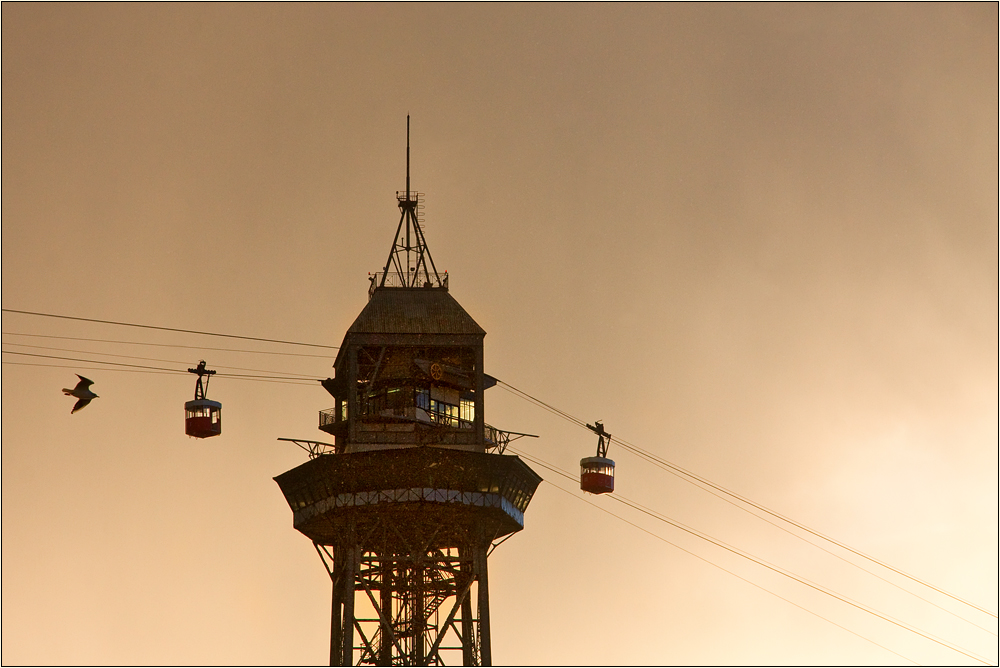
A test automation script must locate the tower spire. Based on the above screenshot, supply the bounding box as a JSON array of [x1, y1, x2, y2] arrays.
[[376, 116, 446, 295], [406, 114, 410, 199]]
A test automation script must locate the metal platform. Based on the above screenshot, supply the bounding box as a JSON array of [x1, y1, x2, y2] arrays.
[[274, 447, 542, 549]]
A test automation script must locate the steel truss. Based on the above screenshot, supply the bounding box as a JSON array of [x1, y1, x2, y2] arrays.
[[378, 117, 445, 292], [484, 425, 538, 455], [315, 516, 494, 666]]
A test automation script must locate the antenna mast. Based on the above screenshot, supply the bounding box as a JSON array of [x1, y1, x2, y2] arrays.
[[377, 116, 446, 293], [406, 115, 411, 199]]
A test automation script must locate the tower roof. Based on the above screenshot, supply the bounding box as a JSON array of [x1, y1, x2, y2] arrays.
[[347, 288, 485, 336]]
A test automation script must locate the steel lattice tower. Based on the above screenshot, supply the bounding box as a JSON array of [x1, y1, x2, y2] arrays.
[[275, 119, 541, 666]]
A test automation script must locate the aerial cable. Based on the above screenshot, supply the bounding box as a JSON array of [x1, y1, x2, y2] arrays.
[[496, 380, 587, 427], [510, 451, 921, 666], [584, 430, 995, 635], [3, 342, 322, 379], [1, 351, 319, 384], [5, 309, 990, 621], [2, 331, 337, 359], [549, 481, 921, 664], [4, 316, 991, 653], [521, 380, 998, 622], [604, 492, 993, 664], [2, 308, 339, 350], [3, 350, 185, 373], [617, 443, 998, 636], [511, 448, 995, 666], [2, 361, 181, 376], [0, 360, 315, 386], [611, 433, 999, 621], [501, 379, 998, 621]]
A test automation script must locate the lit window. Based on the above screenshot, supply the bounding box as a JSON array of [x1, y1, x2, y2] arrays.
[[460, 398, 475, 423]]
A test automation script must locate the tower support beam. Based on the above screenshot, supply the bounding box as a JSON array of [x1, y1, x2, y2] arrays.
[[474, 540, 491, 666], [314, 534, 497, 664]]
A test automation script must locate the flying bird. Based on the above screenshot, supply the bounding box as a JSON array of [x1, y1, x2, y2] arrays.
[[63, 374, 98, 413]]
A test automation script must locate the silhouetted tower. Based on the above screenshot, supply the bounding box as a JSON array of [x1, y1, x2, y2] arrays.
[[275, 118, 541, 666]]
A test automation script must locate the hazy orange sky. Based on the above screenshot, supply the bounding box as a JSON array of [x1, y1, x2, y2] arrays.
[[2, 4, 997, 665]]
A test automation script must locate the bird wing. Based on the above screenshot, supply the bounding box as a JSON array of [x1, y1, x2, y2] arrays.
[[71, 397, 92, 414], [74, 375, 94, 391]]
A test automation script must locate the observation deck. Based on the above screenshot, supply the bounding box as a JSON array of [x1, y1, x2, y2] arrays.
[[274, 447, 542, 548]]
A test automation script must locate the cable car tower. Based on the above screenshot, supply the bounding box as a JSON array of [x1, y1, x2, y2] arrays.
[[275, 119, 541, 666]]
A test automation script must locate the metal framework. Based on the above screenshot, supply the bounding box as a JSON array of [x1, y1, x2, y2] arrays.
[[484, 425, 538, 455], [274, 448, 540, 666], [277, 437, 341, 459], [187, 360, 215, 400], [587, 421, 611, 458], [377, 116, 445, 292], [314, 523, 493, 666]]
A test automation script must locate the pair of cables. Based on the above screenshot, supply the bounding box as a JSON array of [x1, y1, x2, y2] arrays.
[[4, 307, 996, 663], [1, 349, 322, 385], [2, 308, 332, 385], [496, 380, 997, 665]]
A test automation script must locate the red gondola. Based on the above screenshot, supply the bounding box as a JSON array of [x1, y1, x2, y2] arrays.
[[581, 421, 615, 494], [185, 361, 222, 438]]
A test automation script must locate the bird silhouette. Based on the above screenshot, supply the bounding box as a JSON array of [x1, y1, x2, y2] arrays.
[[63, 374, 98, 413]]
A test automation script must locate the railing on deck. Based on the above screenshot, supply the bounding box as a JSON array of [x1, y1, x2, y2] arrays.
[[320, 404, 471, 432], [368, 271, 448, 298], [319, 408, 338, 429]]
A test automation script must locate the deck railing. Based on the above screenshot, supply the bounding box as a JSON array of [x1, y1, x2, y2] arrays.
[[319, 408, 338, 429], [368, 271, 448, 298]]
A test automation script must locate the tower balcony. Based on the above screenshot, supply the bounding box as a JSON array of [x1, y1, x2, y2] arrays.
[[318, 408, 346, 437], [319, 404, 477, 447]]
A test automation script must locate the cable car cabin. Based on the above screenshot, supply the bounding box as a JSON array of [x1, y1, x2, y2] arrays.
[[185, 399, 222, 439], [580, 456, 615, 494]]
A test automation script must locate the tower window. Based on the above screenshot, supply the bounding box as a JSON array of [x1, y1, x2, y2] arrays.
[[460, 398, 475, 424]]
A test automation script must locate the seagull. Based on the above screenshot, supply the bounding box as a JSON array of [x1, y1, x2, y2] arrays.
[[63, 374, 98, 413]]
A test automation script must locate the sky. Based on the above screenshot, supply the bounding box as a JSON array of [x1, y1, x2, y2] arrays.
[[2, 4, 997, 666]]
